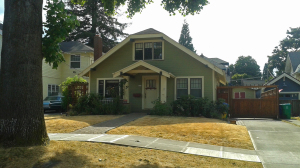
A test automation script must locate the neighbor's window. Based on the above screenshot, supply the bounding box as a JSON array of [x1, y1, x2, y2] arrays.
[[134, 42, 162, 60], [48, 84, 59, 96], [176, 78, 202, 99], [234, 92, 245, 99], [70, 55, 80, 68]]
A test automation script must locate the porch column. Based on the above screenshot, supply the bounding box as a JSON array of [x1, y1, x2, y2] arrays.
[[160, 76, 167, 103], [123, 76, 130, 103]]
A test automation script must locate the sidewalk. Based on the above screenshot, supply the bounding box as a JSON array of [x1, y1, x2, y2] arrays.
[[49, 133, 261, 163], [71, 113, 147, 134]]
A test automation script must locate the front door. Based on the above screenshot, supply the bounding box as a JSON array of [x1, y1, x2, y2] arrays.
[[144, 77, 159, 109]]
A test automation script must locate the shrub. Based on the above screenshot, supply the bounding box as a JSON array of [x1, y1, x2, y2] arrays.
[[72, 93, 126, 115], [150, 99, 172, 116]]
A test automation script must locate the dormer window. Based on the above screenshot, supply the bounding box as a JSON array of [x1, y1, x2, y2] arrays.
[[134, 41, 163, 60]]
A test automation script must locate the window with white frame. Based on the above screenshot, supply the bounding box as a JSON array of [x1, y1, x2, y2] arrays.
[[70, 55, 80, 68], [134, 42, 162, 60], [48, 84, 59, 96], [98, 79, 125, 98], [176, 78, 202, 99]]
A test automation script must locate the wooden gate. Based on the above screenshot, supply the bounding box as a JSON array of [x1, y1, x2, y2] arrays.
[[217, 86, 279, 118]]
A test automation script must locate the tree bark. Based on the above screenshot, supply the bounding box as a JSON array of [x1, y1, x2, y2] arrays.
[[0, 0, 49, 147]]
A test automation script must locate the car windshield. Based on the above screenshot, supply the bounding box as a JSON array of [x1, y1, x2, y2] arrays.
[[44, 97, 60, 101]]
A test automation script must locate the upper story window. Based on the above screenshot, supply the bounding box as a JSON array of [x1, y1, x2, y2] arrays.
[[134, 42, 163, 60], [70, 55, 80, 68]]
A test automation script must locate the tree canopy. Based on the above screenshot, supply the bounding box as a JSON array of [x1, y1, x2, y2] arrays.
[[72, 0, 209, 18], [231, 56, 261, 77], [268, 27, 300, 76], [43, 0, 79, 69], [178, 19, 196, 53], [65, 0, 129, 52]]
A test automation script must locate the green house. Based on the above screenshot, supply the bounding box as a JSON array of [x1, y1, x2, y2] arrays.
[[79, 28, 227, 112]]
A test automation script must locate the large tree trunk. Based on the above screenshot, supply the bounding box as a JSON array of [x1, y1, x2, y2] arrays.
[[0, 0, 49, 147]]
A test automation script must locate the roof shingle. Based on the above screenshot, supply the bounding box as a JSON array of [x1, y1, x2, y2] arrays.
[[60, 41, 94, 53]]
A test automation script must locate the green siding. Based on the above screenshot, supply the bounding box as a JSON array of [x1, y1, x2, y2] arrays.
[[90, 39, 216, 111]]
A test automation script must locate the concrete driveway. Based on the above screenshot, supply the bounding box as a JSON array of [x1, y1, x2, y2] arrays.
[[241, 119, 300, 168]]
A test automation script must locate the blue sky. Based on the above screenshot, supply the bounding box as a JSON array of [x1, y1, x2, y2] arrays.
[[1, 0, 300, 71]]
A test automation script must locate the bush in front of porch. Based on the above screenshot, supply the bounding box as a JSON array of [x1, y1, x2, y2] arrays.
[[150, 95, 228, 118]]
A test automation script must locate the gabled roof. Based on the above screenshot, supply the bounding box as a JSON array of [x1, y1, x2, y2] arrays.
[[113, 61, 175, 78], [133, 28, 163, 35], [288, 52, 300, 72], [60, 41, 94, 53], [79, 28, 226, 79], [265, 72, 300, 86]]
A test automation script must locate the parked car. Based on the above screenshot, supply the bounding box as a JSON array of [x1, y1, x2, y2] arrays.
[[43, 96, 64, 112]]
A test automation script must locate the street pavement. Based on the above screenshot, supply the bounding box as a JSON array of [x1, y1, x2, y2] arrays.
[[240, 119, 300, 168]]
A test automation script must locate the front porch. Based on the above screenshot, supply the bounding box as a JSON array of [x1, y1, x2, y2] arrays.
[[113, 61, 175, 111]]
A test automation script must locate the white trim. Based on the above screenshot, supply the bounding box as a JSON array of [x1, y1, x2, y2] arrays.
[[142, 76, 159, 109], [112, 60, 175, 78], [70, 55, 81, 69], [132, 40, 164, 61], [267, 73, 300, 86], [279, 92, 300, 100], [78, 31, 225, 78], [96, 78, 123, 98], [47, 84, 60, 96], [174, 76, 204, 100]]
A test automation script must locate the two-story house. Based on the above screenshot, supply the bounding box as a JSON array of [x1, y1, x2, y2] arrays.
[[42, 40, 100, 99]]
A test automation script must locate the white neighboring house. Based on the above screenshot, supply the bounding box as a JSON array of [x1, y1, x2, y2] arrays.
[[42, 41, 96, 99]]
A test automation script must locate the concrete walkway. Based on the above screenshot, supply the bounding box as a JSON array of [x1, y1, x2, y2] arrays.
[[240, 119, 300, 168], [48, 133, 261, 163], [71, 113, 146, 134]]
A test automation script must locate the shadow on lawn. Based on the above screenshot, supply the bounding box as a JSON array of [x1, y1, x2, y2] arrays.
[[0, 143, 94, 168]]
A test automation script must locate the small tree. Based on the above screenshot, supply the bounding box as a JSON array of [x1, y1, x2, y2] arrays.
[[60, 76, 87, 110], [179, 19, 196, 53]]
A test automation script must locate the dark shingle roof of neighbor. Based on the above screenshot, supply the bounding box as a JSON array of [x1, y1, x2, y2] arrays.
[[289, 52, 300, 72], [133, 28, 163, 35], [201, 56, 227, 70], [60, 41, 94, 53], [242, 80, 265, 86], [209, 58, 229, 65]]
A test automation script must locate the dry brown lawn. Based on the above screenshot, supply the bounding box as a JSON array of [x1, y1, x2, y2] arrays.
[[45, 115, 122, 133], [108, 116, 254, 150], [0, 141, 262, 168]]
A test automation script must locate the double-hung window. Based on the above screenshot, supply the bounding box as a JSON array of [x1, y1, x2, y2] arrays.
[[48, 84, 59, 96], [70, 55, 80, 68], [134, 42, 163, 60], [176, 77, 203, 99]]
